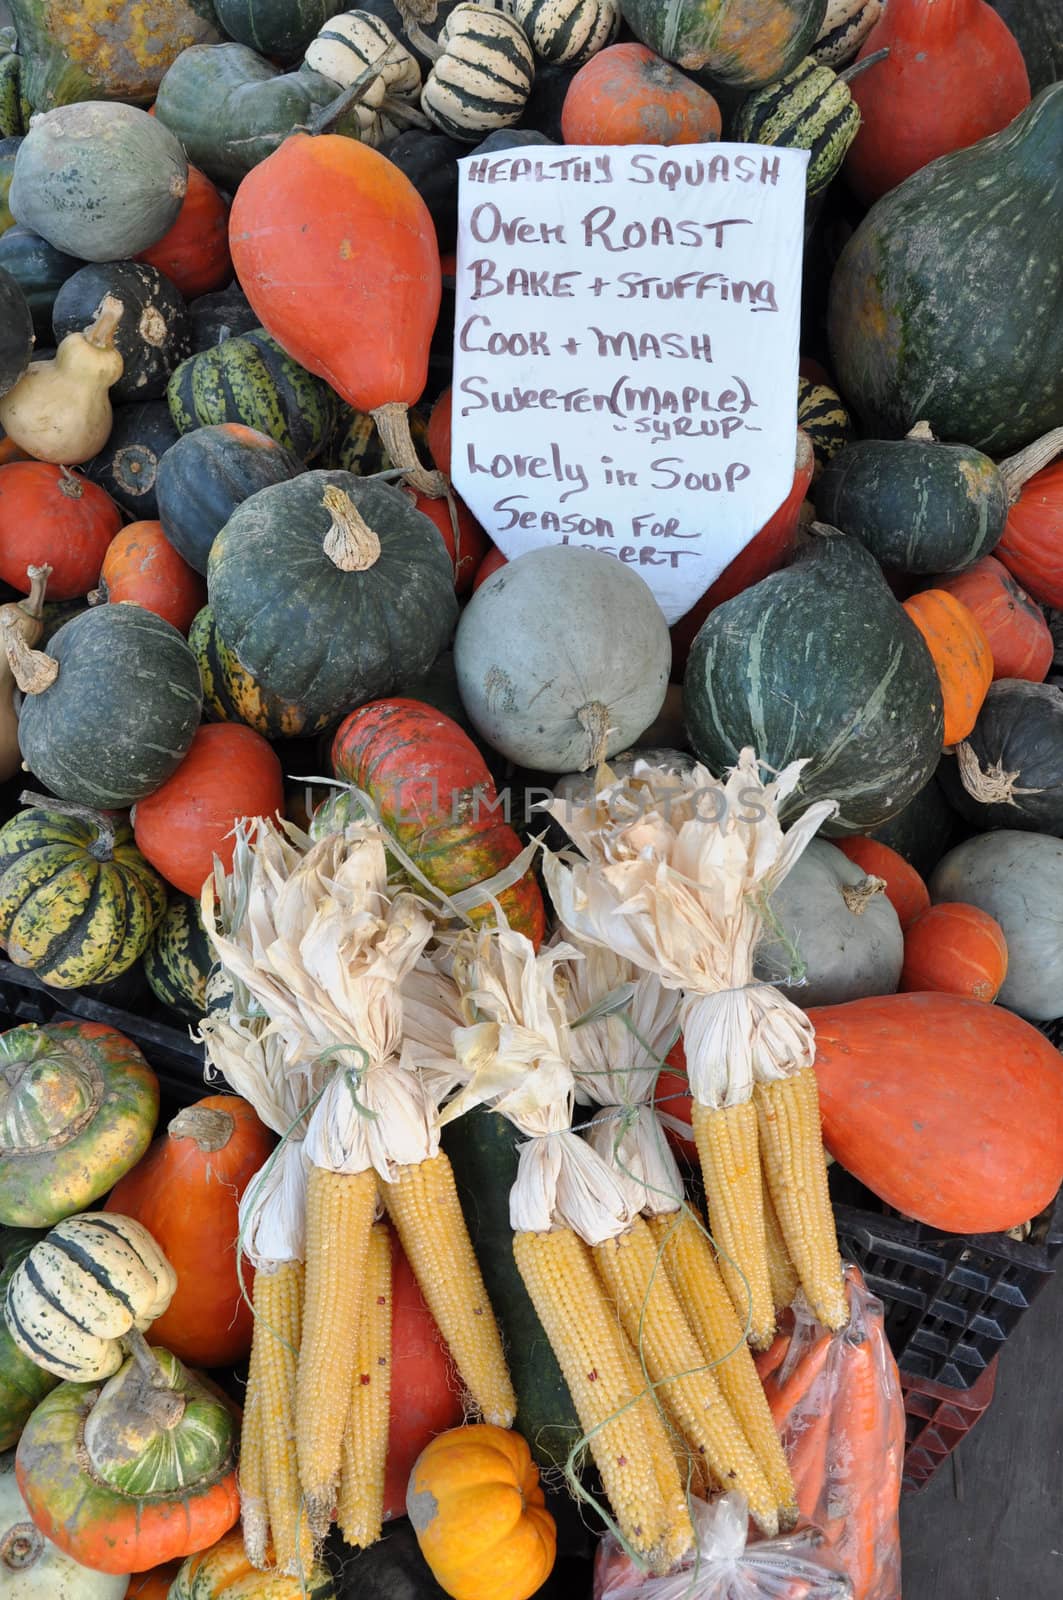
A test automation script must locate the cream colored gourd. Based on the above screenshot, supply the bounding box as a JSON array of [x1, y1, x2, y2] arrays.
[[0, 567, 50, 784], [4, 1214, 176, 1382], [0, 297, 124, 466], [0, 1454, 129, 1599]]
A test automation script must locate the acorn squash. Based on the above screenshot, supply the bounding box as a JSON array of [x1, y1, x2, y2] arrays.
[[52, 262, 191, 405], [828, 85, 1063, 455], [216, 0, 351, 64], [620, 0, 826, 86], [868, 768, 961, 878], [156, 421, 304, 574], [166, 330, 336, 465], [83, 401, 182, 521], [989, 1, 1063, 94], [684, 526, 944, 834]]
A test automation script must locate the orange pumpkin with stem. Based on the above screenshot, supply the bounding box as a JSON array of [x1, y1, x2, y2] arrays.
[[0, 463, 121, 600], [931, 555, 1053, 683], [901, 589, 993, 747], [561, 42, 722, 145], [229, 133, 444, 496], [900, 902, 1008, 1004], [93, 520, 207, 634]]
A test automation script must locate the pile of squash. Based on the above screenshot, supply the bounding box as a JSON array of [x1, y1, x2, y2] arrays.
[[0, 0, 1061, 1594]]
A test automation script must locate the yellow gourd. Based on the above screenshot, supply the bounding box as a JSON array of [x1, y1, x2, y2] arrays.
[[0, 564, 50, 782], [0, 297, 124, 465], [406, 1424, 557, 1600]]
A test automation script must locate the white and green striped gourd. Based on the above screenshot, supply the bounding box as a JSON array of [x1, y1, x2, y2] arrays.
[[304, 9, 422, 103], [513, 0, 620, 65], [811, 0, 884, 68], [733, 48, 888, 196], [421, 3, 535, 141]]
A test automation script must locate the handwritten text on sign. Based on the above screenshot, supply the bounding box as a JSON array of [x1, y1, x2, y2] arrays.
[[451, 145, 809, 624]]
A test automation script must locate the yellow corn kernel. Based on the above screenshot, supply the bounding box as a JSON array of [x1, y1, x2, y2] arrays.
[[337, 1222, 392, 1551], [593, 1215, 778, 1537], [513, 1227, 676, 1570], [647, 1207, 797, 1528], [239, 1341, 268, 1569], [297, 1163, 377, 1533], [763, 1174, 800, 1313], [756, 1068, 848, 1332], [615, 1322, 698, 1568], [692, 1098, 775, 1349], [383, 1151, 515, 1427], [253, 1261, 316, 1577]]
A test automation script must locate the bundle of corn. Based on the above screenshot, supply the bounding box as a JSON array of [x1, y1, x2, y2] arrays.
[[545, 750, 849, 1345]]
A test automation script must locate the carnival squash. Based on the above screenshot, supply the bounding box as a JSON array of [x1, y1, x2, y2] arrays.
[[684, 526, 944, 833], [207, 471, 458, 729], [11, 603, 203, 809], [0, 226, 80, 345], [834, 836, 930, 930], [844, 0, 1031, 205], [167, 330, 336, 465], [561, 41, 721, 144], [828, 86, 1063, 455], [136, 166, 232, 302], [329, 697, 545, 944], [422, 5, 536, 142], [808, 992, 1063, 1230], [94, 521, 206, 633], [455, 544, 670, 771], [15, 1346, 239, 1572], [0, 295, 124, 465], [106, 1096, 275, 1369], [228, 132, 444, 494], [169, 1527, 335, 1598], [515, 0, 619, 64], [0, 267, 31, 398], [0, 801, 167, 991], [132, 723, 284, 897], [929, 830, 1063, 1020], [0, 1241, 59, 1452], [190, 604, 331, 741], [327, 404, 431, 479], [9, 103, 187, 262], [734, 49, 888, 196], [797, 376, 851, 477], [620, 0, 827, 87], [0, 1450, 128, 1598], [931, 556, 1053, 683], [901, 589, 994, 747], [0, 570, 49, 785], [900, 902, 1008, 1003], [52, 262, 191, 405], [407, 1424, 557, 1600], [156, 422, 304, 575], [83, 401, 181, 521], [142, 895, 214, 1022], [0, 463, 121, 601], [940, 680, 1063, 836]]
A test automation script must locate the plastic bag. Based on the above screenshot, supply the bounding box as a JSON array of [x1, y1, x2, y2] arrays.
[[593, 1493, 853, 1600], [755, 1265, 904, 1600]]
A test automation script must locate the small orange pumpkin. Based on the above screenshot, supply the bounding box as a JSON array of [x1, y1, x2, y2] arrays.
[[900, 902, 1008, 1004], [834, 836, 931, 931], [902, 589, 993, 746], [407, 1424, 556, 1600], [931, 555, 1053, 683], [137, 166, 232, 301], [561, 42, 722, 146], [95, 520, 207, 633]]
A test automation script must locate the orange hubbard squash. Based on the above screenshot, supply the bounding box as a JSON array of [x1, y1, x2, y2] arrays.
[[931, 555, 1053, 682], [902, 589, 993, 746], [407, 1424, 557, 1600], [900, 902, 1008, 1003], [106, 1096, 275, 1368], [229, 134, 443, 495], [834, 836, 931, 930], [560, 42, 722, 145], [94, 520, 207, 633], [807, 993, 1063, 1231]]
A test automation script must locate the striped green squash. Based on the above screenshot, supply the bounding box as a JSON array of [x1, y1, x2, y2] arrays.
[[422, 5, 536, 141], [798, 375, 852, 477], [325, 403, 430, 475], [0, 801, 167, 989], [190, 604, 334, 740], [143, 895, 214, 1022], [14, 605, 203, 810], [0, 1233, 58, 1446], [683, 525, 945, 835], [166, 329, 337, 463], [734, 52, 882, 195], [513, 0, 620, 64], [305, 9, 422, 98]]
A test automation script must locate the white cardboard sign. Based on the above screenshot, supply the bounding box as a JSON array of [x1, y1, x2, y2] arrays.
[[451, 144, 809, 624]]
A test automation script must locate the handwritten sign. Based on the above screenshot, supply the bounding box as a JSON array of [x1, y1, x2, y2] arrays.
[[451, 144, 809, 624]]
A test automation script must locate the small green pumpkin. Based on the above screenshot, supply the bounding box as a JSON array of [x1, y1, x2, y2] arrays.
[[143, 895, 215, 1022], [167, 329, 337, 464], [190, 604, 334, 740], [0, 1234, 58, 1449], [214, 0, 350, 65], [620, 0, 826, 86], [0, 1021, 159, 1227], [207, 471, 459, 730]]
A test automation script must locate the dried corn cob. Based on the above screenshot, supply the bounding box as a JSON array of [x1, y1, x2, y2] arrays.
[[337, 1221, 392, 1550], [615, 1318, 700, 1564], [692, 1098, 775, 1348], [755, 1068, 848, 1331], [252, 1261, 316, 1576], [763, 1173, 801, 1312], [238, 1346, 268, 1569]]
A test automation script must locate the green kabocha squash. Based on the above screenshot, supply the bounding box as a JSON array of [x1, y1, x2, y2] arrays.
[[0, 137, 20, 234], [52, 262, 191, 406], [815, 423, 1011, 574], [0, 225, 82, 345], [620, 0, 826, 87], [208, 472, 459, 730], [989, 1, 1062, 95], [0, 1020, 159, 1227], [684, 525, 944, 834], [733, 48, 887, 196], [0, 1236, 58, 1450], [154, 42, 350, 191], [0, 266, 32, 399], [9, 103, 188, 264], [190, 604, 333, 739], [868, 766, 960, 879], [167, 329, 337, 464], [0, 798, 167, 990], [7, 604, 203, 809], [143, 895, 214, 1022], [797, 373, 851, 477], [941, 679, 1063, 837], [829, 86, 1063, 456], [215, 0, 350, 65]]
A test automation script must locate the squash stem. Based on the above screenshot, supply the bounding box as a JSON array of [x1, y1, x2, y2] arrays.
[[371, 402, 448, 497], [18, 789, 116, 861], [308, 43, 408, 136], [998, 425, 1063, 503], [321, 485, 382, 570], [22, 565, 52, 621], [83, 293, 124, 351], [840, 875, 886, 915], [122, 1325, 174, 1393], [1, 620, 58, 696], [837, 46, 890, 86], [394, 0, 444, 60]]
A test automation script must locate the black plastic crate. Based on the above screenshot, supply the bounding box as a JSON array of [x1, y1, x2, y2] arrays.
[[831, 1167, 1063, 1388]]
